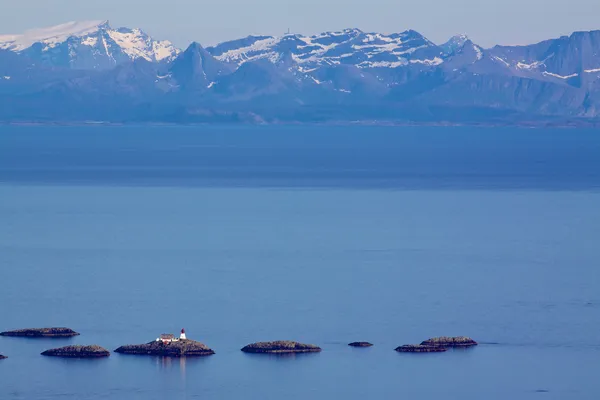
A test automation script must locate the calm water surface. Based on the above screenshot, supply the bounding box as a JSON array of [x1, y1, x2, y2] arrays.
[[0, 126, 599, 400]]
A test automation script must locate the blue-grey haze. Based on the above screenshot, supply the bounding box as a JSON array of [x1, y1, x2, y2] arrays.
[[3, 0, 600, 47], [0, 126, 599, 400]]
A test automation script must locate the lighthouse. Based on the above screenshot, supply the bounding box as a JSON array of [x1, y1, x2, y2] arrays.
[[180, 328, 187, 340]]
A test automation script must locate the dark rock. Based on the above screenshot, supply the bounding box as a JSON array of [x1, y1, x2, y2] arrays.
[[41, 345, 110, 358], [0, 328, 80, 337], [420, 336, 478, 347], [0, 354, 6, 359], [114, 339, 214, 357], [348, 342, 373, 347], [241, 341, 321, 354], [395, 345, 448, 353]]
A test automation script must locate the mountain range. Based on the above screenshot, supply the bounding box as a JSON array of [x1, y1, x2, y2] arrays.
[[2, 20, 600, 124]]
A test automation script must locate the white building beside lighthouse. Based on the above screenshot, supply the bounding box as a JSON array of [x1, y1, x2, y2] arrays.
[[155, 328, 187, 344]]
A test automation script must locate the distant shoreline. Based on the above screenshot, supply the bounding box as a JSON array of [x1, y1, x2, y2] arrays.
[[1, 119, 597, 129]]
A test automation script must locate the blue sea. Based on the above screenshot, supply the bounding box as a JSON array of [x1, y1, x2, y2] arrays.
[[0, 125, 599, 400]]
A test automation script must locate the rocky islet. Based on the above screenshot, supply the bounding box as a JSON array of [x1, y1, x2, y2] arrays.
[[41, 345, 110, 358], [420, 336, 478, 347], [348, 342, 373, 347], [114, 340, 215, 357], [395, 345, 448, 353], [396, 336, 478, 353], [0, 328, 80, 337], [241, 341, 322, 354]]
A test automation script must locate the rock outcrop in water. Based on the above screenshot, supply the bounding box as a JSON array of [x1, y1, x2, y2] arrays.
[[420, 336, 478, 347], [0, 328, 80, 337], [348, 342, 373, 347], [0, 354, 6, 359], [395, 345, 448, 353], [241, 341, 321, 354], [114, 340, 214, 357], [41, 345, 110, 358]]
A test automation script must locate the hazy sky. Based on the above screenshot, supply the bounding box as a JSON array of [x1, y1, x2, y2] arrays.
[[2, 0, 600, 48]]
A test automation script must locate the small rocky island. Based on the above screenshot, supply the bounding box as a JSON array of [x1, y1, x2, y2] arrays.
[[420, 336, 478, 347], [395, 345, 448, 353], [115, 340, 214, 357], [348, 342, 373, 347], [0, 328, 80, 337], [41, 345, 110, 358], [115, 329, 214, 357], [241, 341, 322, 354]]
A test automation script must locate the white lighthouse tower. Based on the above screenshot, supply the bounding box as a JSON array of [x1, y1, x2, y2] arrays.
[[179, 328, 187, 340]]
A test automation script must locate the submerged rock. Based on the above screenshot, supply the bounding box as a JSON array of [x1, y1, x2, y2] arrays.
[[395, 345, 448, 353], [0, 328, 80, 337], [114, 339, 214, 357], [348, 342, 373, 347], [420, 336, 478, 347], [241, 341, 321, 354], [41, 345, 110, 358]]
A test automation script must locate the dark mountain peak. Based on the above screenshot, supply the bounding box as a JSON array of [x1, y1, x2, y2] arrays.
[[442, 39, 484, 71], [170, 42, 236, 91], [341, 28, 363, 35], [184, 41, 207, 54], [176, 42, 226, 70], [440, 34, 473, 55], [399, 29, 428, 40]]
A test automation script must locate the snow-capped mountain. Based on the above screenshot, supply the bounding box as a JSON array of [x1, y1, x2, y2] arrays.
[[3, 21, 600, 123], [0, 20, 180, 69], [206, 29, 445, 70]]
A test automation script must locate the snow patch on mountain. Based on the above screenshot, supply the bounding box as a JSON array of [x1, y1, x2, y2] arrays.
[[213, 37, 279, 64], [492, 56, 510, 67], [207, 29, 442, 69], [107, 28, 178, 61], [543, 71, 578, 79], [474, 45, 483, 60], [410, 57, 443, 66], [361, 60, 408, 68], [517, 60, 545, 70], [0, 20, 106, 51], [81, 36, 99, 47], [0, 20, 180, 68]]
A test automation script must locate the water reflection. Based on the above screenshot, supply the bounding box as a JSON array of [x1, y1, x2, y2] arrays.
[[242, 352, 322, 361], [152, 355, 210, 379]]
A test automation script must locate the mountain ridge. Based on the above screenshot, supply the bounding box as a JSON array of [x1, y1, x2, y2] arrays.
[[2, 21, 600, 124]]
